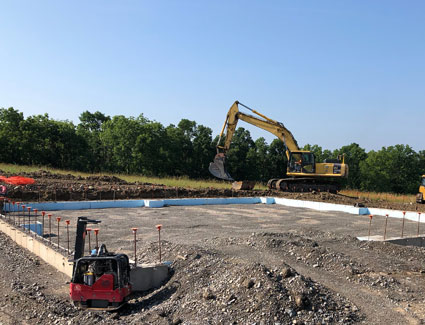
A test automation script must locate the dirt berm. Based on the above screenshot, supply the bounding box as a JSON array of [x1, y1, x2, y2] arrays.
[[1, 170, 424, 213]]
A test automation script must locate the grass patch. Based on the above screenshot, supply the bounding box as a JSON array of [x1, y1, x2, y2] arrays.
[[0, 163, 267, 190], [340, 189, 416, 204]]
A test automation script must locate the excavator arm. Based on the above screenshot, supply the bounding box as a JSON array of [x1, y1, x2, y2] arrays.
[[216, 101, 300, 157], [210, 101, 299, 180]]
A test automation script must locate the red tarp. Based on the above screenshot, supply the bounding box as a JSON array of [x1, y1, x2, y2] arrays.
[[0, 176, 35, 185]]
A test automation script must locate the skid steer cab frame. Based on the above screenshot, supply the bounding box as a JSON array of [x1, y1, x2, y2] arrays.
[[69, 217, 131, 310], [417, 175, 425, 204]]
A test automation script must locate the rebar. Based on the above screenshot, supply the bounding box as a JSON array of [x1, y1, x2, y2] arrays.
[[94, 229, 99, 252], [21, 205, 25, 229], [86, 228, 92, 253], [33, 209, 38, 234], [16, 203, 20, 226], [56, 217, 61, 248], [383, 214, 389, 240], [66, 220, 70, 254], [27, 207, 31, 233], [401, 211, 406, 238], [368, 215, 373, 241], [12, 202, 16, 225], [132, 228, 138, 266], [41, 211, 46, 237], [48, 214, 52, 243], [156, 224, 162, 263]]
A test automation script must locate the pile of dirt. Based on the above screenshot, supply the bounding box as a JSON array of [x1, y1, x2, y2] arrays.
[[125, 241, 361, 324]]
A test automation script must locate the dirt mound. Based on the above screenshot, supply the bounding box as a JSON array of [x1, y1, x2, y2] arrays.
[[85, 175, 128, 184], [129, 241, 361, 324], [1, 170, 424, 213]]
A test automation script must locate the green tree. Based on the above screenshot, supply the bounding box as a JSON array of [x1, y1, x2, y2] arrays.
[[77, 111, 110, 171], [267, 139, 287, 179], [135, 121, 167, 176], [302, 144, 333, 163], [225, 127, 255, 180], [100, 115, 143, 173], [0, 107, 25, 164], [334, 143, 367, 189], [192, 125, 215, 178], [360, 144, 420, 193]]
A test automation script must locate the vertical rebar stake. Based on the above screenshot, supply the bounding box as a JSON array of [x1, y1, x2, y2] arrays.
[[156, 224, 162, 263], [48, 214, 52, 243], [41, 211, 46, 237], [27, 207, 31, 233], [66, 220, 70, 254], [2, 198, 6, 219], [7, 199, 11, 221], [368, 215, 373, 241], [417, 212, 421, 237], [56, 217, 61, 248], [12, 201, 15, 224], [33, 209, 38, 234], [16, 203, 20, 226], [132, 228, 138, 266], [4, 199, 7, 219], [94, 229, 99, 252], [384, 214, 389, 240], [401, 211, 406, 238], [21, 205, 26, 229], [86, 228, 92, 254]]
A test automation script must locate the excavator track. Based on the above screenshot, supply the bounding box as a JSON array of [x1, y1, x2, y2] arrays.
[[269, 178, 339, 194]]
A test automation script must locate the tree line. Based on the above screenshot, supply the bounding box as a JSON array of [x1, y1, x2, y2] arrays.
[[0, 107, 424, 194]]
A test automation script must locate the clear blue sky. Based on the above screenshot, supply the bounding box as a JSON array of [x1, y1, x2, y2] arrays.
[[1, 1, 424, 152]]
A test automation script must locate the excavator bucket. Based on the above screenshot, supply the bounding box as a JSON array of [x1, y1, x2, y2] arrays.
[[209, 153, 234, 181], [232, 181, 256, 191]]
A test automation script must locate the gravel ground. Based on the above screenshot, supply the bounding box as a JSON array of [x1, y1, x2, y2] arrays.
[[1, 203, 425, 324]]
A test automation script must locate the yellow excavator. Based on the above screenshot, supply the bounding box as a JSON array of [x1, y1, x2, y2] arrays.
[[417, 175, 425, 203], [209, 101, 349, 193]]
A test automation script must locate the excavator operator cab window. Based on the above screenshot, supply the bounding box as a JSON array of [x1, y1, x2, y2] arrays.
[[289, 152, 315, 173], [289, 153, 303, 173], [421, 177, 425, 187], [302, 153, 315, 173]]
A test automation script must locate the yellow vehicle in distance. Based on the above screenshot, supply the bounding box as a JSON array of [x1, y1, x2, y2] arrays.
[[417, 175, 425, 203]]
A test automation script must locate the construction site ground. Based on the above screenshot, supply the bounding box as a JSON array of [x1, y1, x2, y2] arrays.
[[1, 203, 425, 324]]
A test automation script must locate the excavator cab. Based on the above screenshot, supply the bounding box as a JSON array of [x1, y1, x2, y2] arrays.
[[288, 151, 315, 174], [417, 175, 425, 204]]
